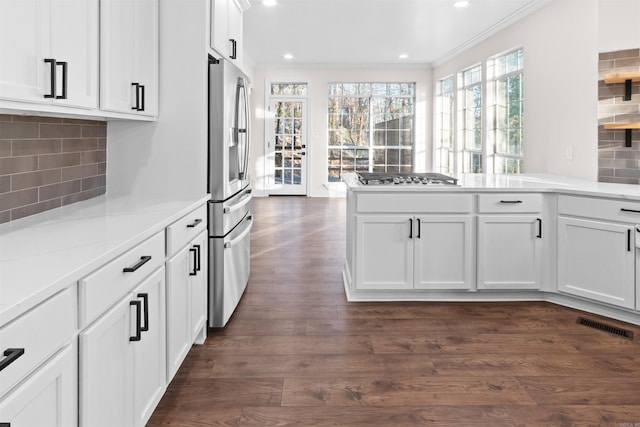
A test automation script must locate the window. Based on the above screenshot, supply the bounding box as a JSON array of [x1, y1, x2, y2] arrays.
[[458, 64, 483, 173], [435, 76, 454, 174], [270, 83, 308, 96], [487, 48, 524, 173], [327, 83, 415, 182], [435, 47, 524, 175]]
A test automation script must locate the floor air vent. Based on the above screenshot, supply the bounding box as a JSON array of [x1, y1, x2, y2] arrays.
[[576, 317, 634, 339]]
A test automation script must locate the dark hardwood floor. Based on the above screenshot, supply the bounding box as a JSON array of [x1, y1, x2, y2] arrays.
[[148, 196, 640, 426]]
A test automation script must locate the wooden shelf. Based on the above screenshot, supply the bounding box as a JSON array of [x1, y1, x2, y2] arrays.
[[603, 123, 639, 147], [604, 72, 640, 84], [603, 123, 640, 129]]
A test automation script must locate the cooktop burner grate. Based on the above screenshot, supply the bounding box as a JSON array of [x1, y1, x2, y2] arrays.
[[356, 172, 459, 186]]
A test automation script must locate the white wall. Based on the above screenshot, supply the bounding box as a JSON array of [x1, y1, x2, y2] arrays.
[[599, 0, 640, 52], [433, 0, 599, 180], [249, 67, 432, 197], [107, 0, 209, 197]]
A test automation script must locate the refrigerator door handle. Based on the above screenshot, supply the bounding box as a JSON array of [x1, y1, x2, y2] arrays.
[[223, 190, 252, 213], [241, 77, 251, 180], [235, 76, 250, 180], [224, 215, 253, 249]]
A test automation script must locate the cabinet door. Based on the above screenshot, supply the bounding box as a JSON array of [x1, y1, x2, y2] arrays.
[[0, 345, 76, 427], [79, 295, 134, 427], [166, 245, 193, 381], [132, 268, 166, 427], [477, 215, 542, 290], [190, 233, 208, 343], [0, 0, 49, 103], [210, 0, 230, 57], [355, 215, 413, 290], [558, 217, 635, 309], [132, 0, 158, 116], [100, 0, 136, 113], [414, 215, 473, 290], [227, 0, 243, 62], [49, 0, 98, 109]]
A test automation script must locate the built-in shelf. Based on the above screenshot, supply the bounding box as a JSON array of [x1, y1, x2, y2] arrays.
[[603, 123, 640, 129], [603, 123, 640, 147], [603, 72, 640, 101], [604, 72, 640, 84]]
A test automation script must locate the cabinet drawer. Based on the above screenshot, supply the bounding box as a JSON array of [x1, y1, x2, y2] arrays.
[[558, 195, 640, 223], [79, 231, 164, 327], [0, 287, 75, 397], [166, 204, 207, 257], [477, 193, 543, 213], [356, 193, 472, 213]]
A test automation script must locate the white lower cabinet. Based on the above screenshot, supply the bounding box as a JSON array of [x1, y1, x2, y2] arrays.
[[355, 215, 413, 290], [558, 216, 635, 309], [414, 215, 473, 290], [354, 214, 472, 290], [477, 215, 542, 290], [0, 345, 76, 427], [166, 230, 208, 381], [79, 267, 166, 427]]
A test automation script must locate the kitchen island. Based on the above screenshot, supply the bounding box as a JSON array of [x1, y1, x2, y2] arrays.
[[342, 172, 640, 326]]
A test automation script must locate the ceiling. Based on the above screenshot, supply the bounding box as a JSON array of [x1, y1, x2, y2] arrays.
[[243, 0, 551, 67]]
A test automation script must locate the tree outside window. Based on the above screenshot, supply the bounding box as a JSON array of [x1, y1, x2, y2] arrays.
[[327, 83, 415, 182]]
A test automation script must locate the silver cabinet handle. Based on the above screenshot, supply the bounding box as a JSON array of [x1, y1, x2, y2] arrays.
[[224, 215, 253, 249], [223, 190, 252, 213]]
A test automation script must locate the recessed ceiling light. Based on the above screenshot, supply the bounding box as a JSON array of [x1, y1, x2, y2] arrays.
[[283, 53, 293, 60], [454, 0, 470, 7], [263, 0, 277, 6], [399, 54, 408, 59]]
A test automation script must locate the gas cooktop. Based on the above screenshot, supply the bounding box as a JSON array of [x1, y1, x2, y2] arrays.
[[357, 172, 459, 186]]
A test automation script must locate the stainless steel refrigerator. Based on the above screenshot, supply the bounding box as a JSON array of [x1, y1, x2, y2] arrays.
[[208, 56, 252, 327]]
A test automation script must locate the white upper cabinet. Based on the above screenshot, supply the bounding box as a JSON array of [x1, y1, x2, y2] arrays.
[[210, 0, 248, 63], [0, 0, 98, 109], [100, 0, 158, 117]]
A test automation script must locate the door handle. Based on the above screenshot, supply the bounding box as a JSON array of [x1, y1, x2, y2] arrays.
[[56, 61, 67, 99], [137, 293, 149, 332], [0, 348, 25, 372], [416, 218, 421, 238], [189, 246, 198, 276], [44, 58, 56, 98], [123, 256, 152, 273], [223, 191, 252, 213], [187, 218, 203, 228], [536, 218, 542, 238], [129, 300, 142, 341], [224, 215, 253, 249], [409, 218, 413, 239]]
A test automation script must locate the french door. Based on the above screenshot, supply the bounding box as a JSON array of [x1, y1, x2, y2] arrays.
[[266, 98, 308, 195]]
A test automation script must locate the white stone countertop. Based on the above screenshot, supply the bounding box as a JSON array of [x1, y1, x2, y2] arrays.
[[0, 193, 209, 325], [343, 172, 640, 201]]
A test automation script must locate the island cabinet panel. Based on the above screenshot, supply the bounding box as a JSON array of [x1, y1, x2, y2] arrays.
[[477, 215, 542, 290], [414, 216, 473, 290], [355, 215, 413, 290], [476, 193, 543, 290], [353, 213, 473, 291], [557, 216, 635, 309], [356, 193, 472, 214]]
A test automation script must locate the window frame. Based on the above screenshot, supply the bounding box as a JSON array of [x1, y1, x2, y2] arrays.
[[434, 47, 524, 175], [327, 82, 416, 182]]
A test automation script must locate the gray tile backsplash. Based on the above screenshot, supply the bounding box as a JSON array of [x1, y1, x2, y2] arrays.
[[598, 49, 640, 184], [0, 114, 107, 224]]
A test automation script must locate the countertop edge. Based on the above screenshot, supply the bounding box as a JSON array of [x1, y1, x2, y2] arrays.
[[0, 194, 210, 326]]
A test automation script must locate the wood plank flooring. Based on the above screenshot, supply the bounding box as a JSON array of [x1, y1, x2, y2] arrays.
[[148, 196, 640, 426]]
